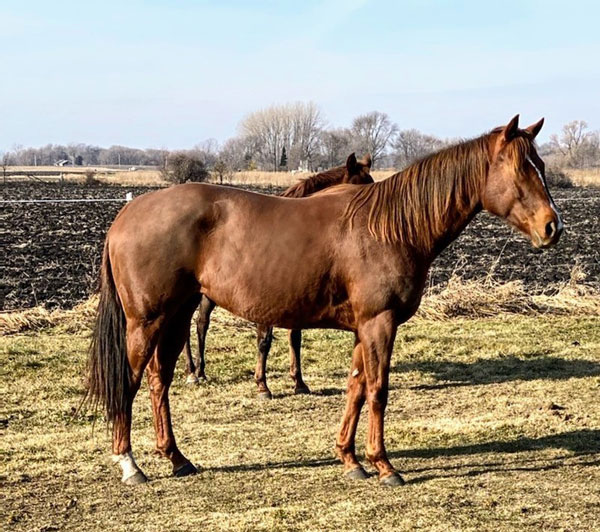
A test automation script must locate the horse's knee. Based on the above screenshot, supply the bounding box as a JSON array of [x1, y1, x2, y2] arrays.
[[367, 387, 388, 409]]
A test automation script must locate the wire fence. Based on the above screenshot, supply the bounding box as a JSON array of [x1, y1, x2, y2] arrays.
[[1, 193, 597, 205], [0, 192, 133, 205]]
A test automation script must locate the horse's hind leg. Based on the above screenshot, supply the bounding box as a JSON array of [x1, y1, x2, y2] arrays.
[[194, 295, 215, 381], [335, 335, 368, 480], [254, 324, 274, 399], [288, 329, 310, 394], [147, 300, 199, 477], [112, 319, 161, 485]]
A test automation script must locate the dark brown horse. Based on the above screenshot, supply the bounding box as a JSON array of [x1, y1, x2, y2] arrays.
[[88, 115, 562, 486], [183, 154, 374, 399]]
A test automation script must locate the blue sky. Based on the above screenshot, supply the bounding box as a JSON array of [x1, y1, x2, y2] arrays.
[[1, 0, 599, 151]]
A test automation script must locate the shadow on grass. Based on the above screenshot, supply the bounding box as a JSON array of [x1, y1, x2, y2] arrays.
[[393, 355, 600, 389], [203, 429, 600, 476]]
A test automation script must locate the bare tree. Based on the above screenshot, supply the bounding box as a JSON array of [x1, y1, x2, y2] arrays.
[[240, 106, 285, 170], [350, 111, 397, 166], [240, 102, 324, 170], [320, 128, 353, 168], [192, 138, 220, 168], [288, 101, 324, 169], [392, 129, 447, 168], [1, 151, 11, 184], [219, 136, 257, 170], [549, 120, 600, 168]]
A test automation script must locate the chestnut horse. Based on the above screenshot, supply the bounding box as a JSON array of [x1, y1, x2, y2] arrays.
[[88, 115, 562, 486], [183, 154, 374, 399]]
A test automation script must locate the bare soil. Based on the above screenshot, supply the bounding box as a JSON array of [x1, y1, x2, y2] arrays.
[[1, 182, 598, 310]]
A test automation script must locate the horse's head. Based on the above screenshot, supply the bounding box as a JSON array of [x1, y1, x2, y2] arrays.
[[345, 153, 374, 185], [482, 115, 563, 248]]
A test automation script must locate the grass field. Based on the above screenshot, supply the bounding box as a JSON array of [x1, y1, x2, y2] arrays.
[[2, 309, 600, 531]]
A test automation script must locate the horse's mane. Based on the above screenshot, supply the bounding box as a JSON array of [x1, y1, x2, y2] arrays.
[[280, 166, 347, 198], [343, 131, 533, 250]]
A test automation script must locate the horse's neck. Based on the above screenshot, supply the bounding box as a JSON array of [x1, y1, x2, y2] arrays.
[[424, 181, 483, 260], [430, 202, 482, 258]]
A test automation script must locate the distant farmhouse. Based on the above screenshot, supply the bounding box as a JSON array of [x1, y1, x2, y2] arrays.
[[54, 159, 71, 167]]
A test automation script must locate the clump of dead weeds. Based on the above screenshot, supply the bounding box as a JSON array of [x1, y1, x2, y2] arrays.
[[1, 266, 598, 335], [0, 296, 98, 335], [417, 264, 599, 320]]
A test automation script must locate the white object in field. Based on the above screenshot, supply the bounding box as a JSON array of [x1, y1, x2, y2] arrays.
[[352, 368, 360, 377], [125, 192, 133, 202]]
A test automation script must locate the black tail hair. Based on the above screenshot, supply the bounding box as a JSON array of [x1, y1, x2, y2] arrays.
[[87, 239, 129, 424]]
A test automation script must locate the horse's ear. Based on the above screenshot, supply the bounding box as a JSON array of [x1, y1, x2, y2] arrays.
[[361, 153, 372, 169], [346, 153, 358, 172], [525, 118, 544, 139], [503, 114, 520, 142]]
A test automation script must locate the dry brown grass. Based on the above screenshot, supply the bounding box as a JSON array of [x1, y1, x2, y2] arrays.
[[2, 310, 600, 531], [5, 167, 394, 188], [417, 266, 600, 320], [8, 165, 600, 188], [2, 272, 597, 337], [4, 166, 168, 186], [216, 169, 393, 187], [93, 170, 166, 186], [564, 168, 600, 187], [0, 297, 97, 336]]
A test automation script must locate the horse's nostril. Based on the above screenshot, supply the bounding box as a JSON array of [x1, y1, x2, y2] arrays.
[[545, 221, 556, 239]]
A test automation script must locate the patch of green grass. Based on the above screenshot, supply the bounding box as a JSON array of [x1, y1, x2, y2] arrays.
[[1, 313, 600, 531]]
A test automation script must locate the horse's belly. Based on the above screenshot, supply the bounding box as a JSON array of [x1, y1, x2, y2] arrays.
[[197, 242, 351, 328]]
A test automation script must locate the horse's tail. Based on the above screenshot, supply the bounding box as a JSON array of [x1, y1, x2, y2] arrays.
[[87, 238, 129, 424]]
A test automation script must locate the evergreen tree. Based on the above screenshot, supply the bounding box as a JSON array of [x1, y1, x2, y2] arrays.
[[279, 146, 287, 168]]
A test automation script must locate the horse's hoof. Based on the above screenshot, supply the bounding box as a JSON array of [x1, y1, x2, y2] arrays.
[[294, 385, 311, 395], [257, 391, 273, 400], [123, 471, 148, 486], [186, 374, 199, 385], [380, 472, 405, 487], [345, 466, 369, 480], [173, 462, 198, 478]]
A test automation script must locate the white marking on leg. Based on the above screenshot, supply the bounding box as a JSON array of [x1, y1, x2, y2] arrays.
[[112, 451, 142, 482], [352, 368, 360, 377], [186, 374, 199, 385]]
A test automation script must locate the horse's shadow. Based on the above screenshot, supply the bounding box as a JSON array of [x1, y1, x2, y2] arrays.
[[392, 354, 600, 389], [393, 429, 600, 484], [203, 429, 600, 480], [298, 355, 600, 396]]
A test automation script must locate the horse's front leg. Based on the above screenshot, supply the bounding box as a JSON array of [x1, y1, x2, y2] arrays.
[[358, 311, 404, 486], [254, 324, 274, 399]]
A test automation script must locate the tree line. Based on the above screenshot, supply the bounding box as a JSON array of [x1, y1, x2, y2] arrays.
[[3, 102, 599, 174]]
